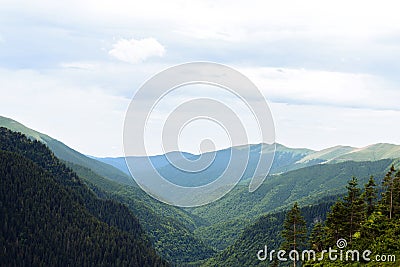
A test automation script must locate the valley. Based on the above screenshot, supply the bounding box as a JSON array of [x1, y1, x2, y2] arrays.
[[1, 115, 400, 266]]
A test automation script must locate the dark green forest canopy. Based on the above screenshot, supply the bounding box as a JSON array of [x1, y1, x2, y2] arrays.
[[0, 127, 168, 266], [0, 117, 216, 264]]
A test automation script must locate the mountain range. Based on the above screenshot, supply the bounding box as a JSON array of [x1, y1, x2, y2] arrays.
[[1, 115, 399, 266], [95, 141, 400, 187]]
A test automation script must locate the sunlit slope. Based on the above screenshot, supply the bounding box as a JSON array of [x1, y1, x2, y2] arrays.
[[0, 115, 133, 185]]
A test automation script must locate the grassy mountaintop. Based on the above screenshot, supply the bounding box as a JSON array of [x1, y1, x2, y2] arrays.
[[297, 143, 400, 164]]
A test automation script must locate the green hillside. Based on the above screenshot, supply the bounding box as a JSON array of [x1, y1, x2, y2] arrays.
[[0, 127, 167, 266], [202, 198, 338, 267], [266, 143, 316, 174], [298, 143, 400, 165], [0, 118, 215, 264], [191, 159, 393, 223], [297, 145, 356, 164], [0, 116, 133, 185], [332, 143, 400, 162], [190, 159, 394, 250]]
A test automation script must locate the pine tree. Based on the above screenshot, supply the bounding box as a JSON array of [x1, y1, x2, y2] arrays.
[[362, 175, 377, 217], [381, 165, 396, 219], [325, 177, 364, 246], [392, 169, 400, 218], [342, 176, 365, 245], [309, 221, 325, 252], [281, 202, 307, 267], [325, 200, 346, 244]]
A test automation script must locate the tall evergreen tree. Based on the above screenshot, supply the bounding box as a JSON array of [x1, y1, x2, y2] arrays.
[[393, 169, 400, 218], [362, 175, 377, 217], [381, 165, 396, 219], [325, 200, 346, 244], [342, 176, 365, 245], [326, 177, 364, 246], [281, 202, 307, 267], [309, 221, 325, 252]]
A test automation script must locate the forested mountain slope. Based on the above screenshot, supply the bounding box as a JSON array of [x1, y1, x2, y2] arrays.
[[190, 159, 394, 251], [202, 198, 338, 267], [0, 119, 215, 264], [0, 127, 167, 266]]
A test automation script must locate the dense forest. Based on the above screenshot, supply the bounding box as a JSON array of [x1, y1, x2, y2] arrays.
[[0, 116, 215, 264], [66, 161, 216, 264], [303, 169, 400, 266], [0, 127, 167, 266], [203, 168, 400, 266], [201, 196, 338, 266]]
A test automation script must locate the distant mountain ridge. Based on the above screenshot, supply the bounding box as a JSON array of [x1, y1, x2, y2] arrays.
[[3, 115, 399, 182], [95, 142, 400, 181], [297, 143, 400, 164], [99, 151, 196, 175]]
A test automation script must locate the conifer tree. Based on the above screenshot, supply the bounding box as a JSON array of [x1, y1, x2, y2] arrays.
[[326, 177, 364, 246], [392, 169, 400, 218], [381, 165, 396, 219], [325, 200, 346, 245], [309, 221, 325, 252], [342, 176, 365, 244], [281, 202, 307, 267], [362, 175, 377, 217]]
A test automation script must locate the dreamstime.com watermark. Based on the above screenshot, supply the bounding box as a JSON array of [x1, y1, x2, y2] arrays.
[[257, 238, 396, 263]]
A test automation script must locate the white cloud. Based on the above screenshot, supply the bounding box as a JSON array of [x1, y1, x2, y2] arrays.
[[109, 38, 165, 64], [241, 67, 400, 111], [3, 1, 399, 45], [10, 0, 396, 38], [2, 0, 400, 74]]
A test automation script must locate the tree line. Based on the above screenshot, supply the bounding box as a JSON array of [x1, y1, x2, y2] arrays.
[[281, 165, 400, 266]]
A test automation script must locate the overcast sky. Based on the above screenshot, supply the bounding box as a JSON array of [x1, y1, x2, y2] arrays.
[[1, 0, 400, 156]]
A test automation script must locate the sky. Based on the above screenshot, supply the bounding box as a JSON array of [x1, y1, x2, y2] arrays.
[[0, 0, 400, 156]]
